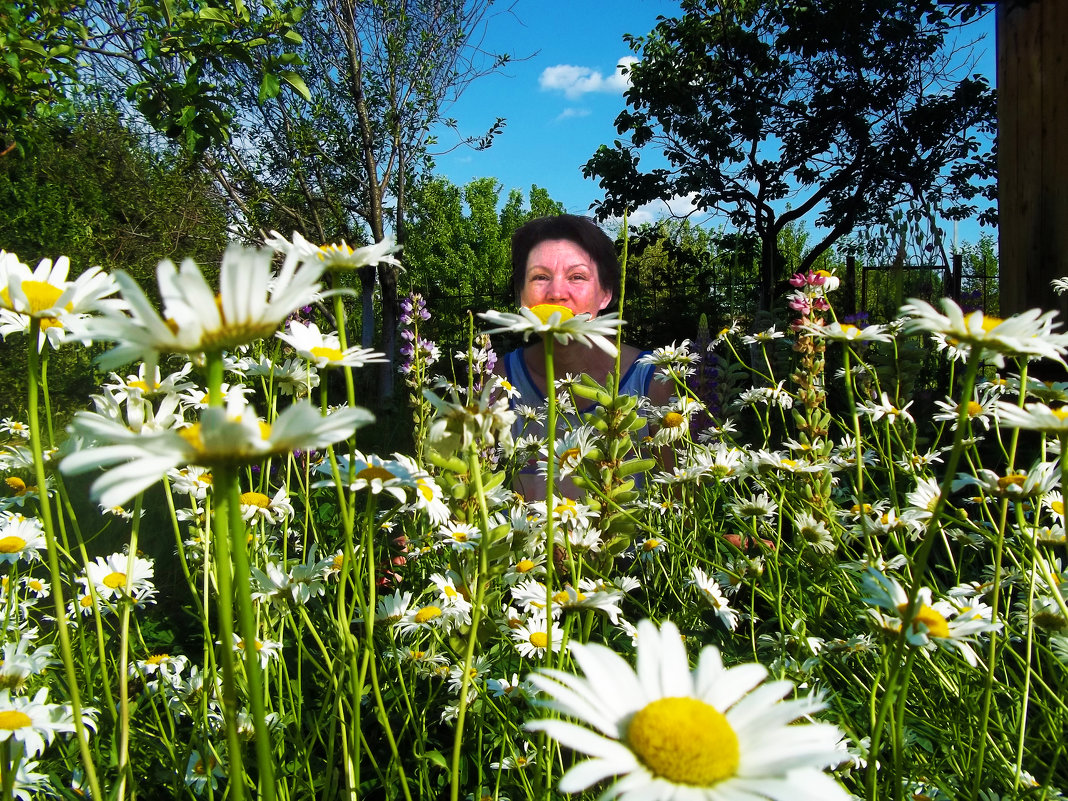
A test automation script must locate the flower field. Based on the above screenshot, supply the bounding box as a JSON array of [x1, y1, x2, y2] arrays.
[[0, 237, 1066, 800]]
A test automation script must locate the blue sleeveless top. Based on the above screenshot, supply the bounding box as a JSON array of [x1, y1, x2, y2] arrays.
[[503, 348, 657, 442]]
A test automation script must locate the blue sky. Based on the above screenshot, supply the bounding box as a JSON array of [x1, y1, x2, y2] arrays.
[[430, 0, 997, 248]]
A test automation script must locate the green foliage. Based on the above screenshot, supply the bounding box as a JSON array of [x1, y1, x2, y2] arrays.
[[0, 0, 84, 150], [0, 107, 228, 417], [585, 0, 997, 310]]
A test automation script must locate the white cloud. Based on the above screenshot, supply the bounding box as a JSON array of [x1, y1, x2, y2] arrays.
[[620, 193, 705, 227], [539, 57, 638, 99], [555, 107, 592, 122]]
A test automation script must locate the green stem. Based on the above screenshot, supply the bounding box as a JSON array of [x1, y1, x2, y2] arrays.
[[115, 493, 144, 800], [969, 358, 1027, 798], [449, 447, 494, 801], [25, 320, 102, 801], [224, 466, 277, 799]]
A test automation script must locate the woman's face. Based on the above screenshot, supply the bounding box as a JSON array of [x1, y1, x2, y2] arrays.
[[520, 239, 612, 318]]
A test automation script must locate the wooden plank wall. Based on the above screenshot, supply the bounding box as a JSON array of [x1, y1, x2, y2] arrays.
[[997, 0, 1068, 322]]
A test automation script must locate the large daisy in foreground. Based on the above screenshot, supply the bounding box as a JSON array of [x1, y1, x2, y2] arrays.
[[526, 619, 849, 800]]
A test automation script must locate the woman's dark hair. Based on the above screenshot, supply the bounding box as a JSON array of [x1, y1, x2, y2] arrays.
[[510, 215, 620, 308]]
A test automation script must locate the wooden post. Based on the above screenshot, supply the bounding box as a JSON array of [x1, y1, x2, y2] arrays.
[[997, 0, 1068, 320]]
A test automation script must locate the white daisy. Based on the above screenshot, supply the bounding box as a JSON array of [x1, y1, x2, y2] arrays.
[[900, 298, 1068, 366], [239, 486, 295, 525], [277, 320, 387, 369], [862, 569, 1002, 666], [995, 401, 1068, 433], [691, 567, 739, 631], [0, 633, 55, 691], [480, 304, 623, 357], [857, 392, 914, 425], [76, 244, 325, 370], [62, 396, 371, 507], [0, 687, 87, 759], [511, 613, 564, 659], [799, 320, 893, 343], [84, 552, 155, 605], [525, 619, 849, 800], [0, 516, 46, 564], [0, 251, 121, 349]]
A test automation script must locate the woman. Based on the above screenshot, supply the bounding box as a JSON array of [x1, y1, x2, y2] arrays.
[[497, 214, 673, 499]]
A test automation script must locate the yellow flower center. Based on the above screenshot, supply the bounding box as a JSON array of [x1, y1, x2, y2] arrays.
[[357, 465, 396, 483], [128, 379, 152, 392], [554, 499, 577, 516], [662, 412, 685, 429], [516, 558, 536, 573], [626, 697, 739, 785], [642, 539, 661, 552], [979, 315, 1003, 333], [899, 603, 950, 639], [451, 531, 468, 542], [80, 596, 94, 608], [530, 304, 574, 324], [146, 654, 170, 665], [840, 324, 859, 337], [997, 474, 1026, 492], [0, 536, 26, 553], [966, 401, 984, 416], [178, 424, 204, 452], [561, 447, 582, 464], [528, 631, 548, 648], [416, 478, 435, 502], [332, 554, 344, 571], [310, 345, 345, 362], [27, 580, 43, 592], [414, 606, 442, 624], [319, 242, 354, 260], [6, 280, 65, 316], [1052, 406, 1068, 420], [103, 571, 127, 589], [5, 477, 26, 494], [0, 710, 32, 730], [240, 491, 270, 508], [1051, 500, 1064, 515], [552, 590, 585, 604]]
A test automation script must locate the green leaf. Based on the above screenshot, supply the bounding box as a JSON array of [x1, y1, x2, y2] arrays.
[[258, 73, 281, 103], [197, 7, 230, 23], [17, 40, 47, 57], [280, 70, 310, 102], [424, 750, 449, 773]]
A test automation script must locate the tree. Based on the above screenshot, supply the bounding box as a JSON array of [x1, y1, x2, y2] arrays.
[[402, 176, 563, 352], [584, 0, 996, 312], [169, 0, 512, 398]]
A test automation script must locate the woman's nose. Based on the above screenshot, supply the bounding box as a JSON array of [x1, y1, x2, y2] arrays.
[[546, 276, 567, 302]]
